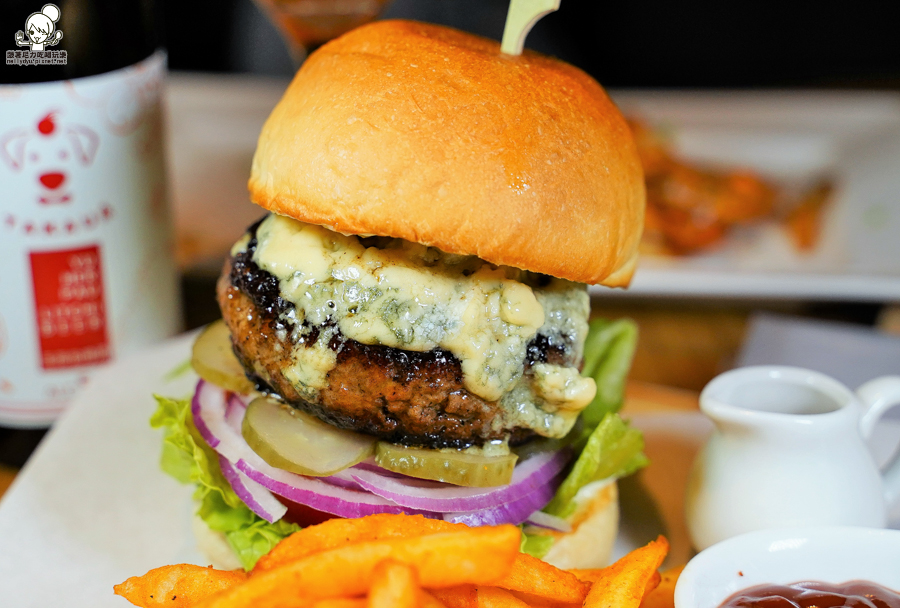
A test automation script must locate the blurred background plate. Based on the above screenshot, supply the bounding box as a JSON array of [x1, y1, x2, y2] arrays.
[[163, 80, 900, 301], [601, 91, 900, 301], [167, 74, 289, 273]]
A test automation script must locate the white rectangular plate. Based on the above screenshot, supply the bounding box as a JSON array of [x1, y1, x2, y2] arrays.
[[594, 91, 900, 300], [164, 80, 900, 299], [0, 335, 679, 605], [0, 335, 202, 607]]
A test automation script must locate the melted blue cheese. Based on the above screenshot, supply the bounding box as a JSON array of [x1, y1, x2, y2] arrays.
[[248, 214, 595, 438]]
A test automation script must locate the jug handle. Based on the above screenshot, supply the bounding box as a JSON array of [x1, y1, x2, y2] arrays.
[[857, 376, 900, 512]]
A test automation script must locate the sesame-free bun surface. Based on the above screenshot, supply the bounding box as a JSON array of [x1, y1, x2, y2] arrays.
[[250, 20, 644, 286], [539, 480, 619, 569]]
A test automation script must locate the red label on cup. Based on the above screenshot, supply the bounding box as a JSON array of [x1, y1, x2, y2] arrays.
[[29, 245, 111, 369]]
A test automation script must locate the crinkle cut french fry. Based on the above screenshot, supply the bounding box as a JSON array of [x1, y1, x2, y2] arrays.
[[568, 568, 601, 584], [645, 570, 662, 596], [493, 553, 589, 605], [583, 536, 669, 608], [368, 560, 419, 608], [114, 564, 247, 608], [254, 514, 464, 574], [430, 585, 477, 608], [196, 525, 521, 608], [420, 590, 450, 608], [507, 590, 580, 608], [569, 567, 661, 593], [474, 587, 530, 608], [639, 566, 684, 608], [312, 599, 366, 608]]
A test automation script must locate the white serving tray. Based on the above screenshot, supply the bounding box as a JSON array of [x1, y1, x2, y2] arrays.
[[595, 90, 900, 301], [165, 78, 900, 300], [0, 336, 200, 607], [0, 335, 681, 605]]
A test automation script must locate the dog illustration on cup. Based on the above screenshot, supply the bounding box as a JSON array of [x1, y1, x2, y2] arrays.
[[1, 112, 99, 208], [15, 4, 63, 51]]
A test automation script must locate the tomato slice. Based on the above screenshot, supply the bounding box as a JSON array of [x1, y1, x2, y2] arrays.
[[275, 496, 338, 527]]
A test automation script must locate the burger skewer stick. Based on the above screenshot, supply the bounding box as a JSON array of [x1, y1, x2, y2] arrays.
[[501, 0, 561, 56]]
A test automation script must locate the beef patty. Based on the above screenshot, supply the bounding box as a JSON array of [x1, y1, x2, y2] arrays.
[[217, 226, 571, 449]]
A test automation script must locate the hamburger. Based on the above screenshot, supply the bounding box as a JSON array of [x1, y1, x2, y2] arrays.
[[153, 19, 647, 572]]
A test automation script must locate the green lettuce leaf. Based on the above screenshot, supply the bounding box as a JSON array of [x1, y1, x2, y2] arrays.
[[539, 317, 647, 519], [151, 394, 300, 570], [520, 410, 648, 554], [579, 318, 638, 429], [543, 412, 648, 518], [520, 413, 647, 555], [520, 530, 555, 559]]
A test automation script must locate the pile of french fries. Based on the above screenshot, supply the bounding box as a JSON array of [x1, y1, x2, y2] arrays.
[[114, 514, 669, 608]]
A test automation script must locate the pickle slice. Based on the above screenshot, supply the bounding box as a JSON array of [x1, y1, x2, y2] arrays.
[[243, 396, 377, 476], [191, 320, 254, 394], [374, 442, 518, 487]]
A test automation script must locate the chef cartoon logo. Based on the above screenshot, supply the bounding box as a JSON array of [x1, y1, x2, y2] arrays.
[[16, 4, 63, 50], [6, 4, 66, 65]]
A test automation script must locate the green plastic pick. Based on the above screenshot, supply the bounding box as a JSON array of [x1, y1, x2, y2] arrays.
[[500, 0, 561, 56]]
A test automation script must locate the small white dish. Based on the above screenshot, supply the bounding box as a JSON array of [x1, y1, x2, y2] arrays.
[[674, 527, 900, 608]]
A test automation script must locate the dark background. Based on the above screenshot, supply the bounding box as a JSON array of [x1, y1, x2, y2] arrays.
[[163, 0, 900, 89]]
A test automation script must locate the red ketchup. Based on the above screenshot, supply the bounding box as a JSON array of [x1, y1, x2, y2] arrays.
[[720, 581, 900, 608]]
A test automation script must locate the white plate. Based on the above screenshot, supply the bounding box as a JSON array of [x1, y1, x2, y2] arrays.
[[0, 334, 678, 606], [167, 74, 288, 270], [594, 90, 900, 301], [0, 335, 201, 607], [164, 79, 900, 300]]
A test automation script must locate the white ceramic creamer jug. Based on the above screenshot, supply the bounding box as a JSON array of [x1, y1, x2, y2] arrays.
[[686, 366, 900, 551]]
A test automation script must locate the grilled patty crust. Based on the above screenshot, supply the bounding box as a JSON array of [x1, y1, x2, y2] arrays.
[[219, 267, 550, 447], [218, 225, 580, 448]]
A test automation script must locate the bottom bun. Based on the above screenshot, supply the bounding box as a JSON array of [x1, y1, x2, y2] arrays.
[[192, 514, 243, 571], [532, 479, 619, 569], [191, 479, 619, 571]]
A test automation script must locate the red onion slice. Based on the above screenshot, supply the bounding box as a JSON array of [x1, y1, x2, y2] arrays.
[[525, 510, 572, 533], [320, 468, 365, 491], [224, 393, 246, 431], [228, 393, 249, 409], [191, 380, 436, 520], [233, 458, 438, 519], [217, 455, 287, 523], [349, 449, 570, 512], [351, 461, 420, 479], [192, 380, 569, 524], [443, 480, 558, 527], [191, 380, 224, 449]]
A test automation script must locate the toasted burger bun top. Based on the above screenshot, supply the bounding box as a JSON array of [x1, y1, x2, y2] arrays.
[[250, 20, 644, 286]]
